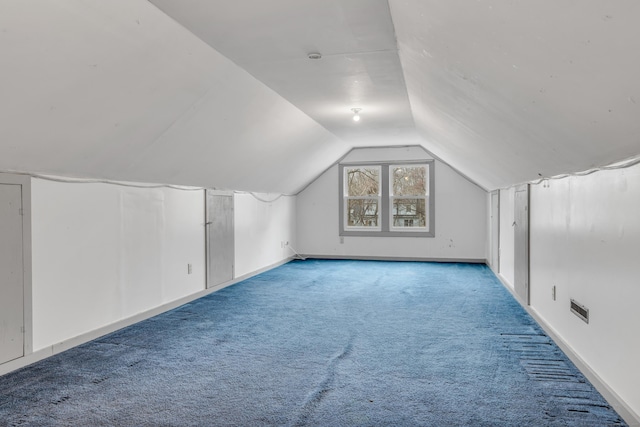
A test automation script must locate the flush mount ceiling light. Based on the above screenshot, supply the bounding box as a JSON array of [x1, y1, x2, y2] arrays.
[[307, 52, 322, 60], [351, 108, 362, 122]]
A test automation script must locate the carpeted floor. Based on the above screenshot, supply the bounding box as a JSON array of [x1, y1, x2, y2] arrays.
[[0, 260, 627, 426]]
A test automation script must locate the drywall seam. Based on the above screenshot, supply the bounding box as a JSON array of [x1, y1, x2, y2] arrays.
[[124, 85, 214, 164], [0, 257, 294, 378], [490, 268, 640, 427]]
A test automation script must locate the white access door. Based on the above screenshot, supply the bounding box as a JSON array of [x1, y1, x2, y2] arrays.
[[0, 184, 24, 364], [514, 184, 530, 305], [490, 191, 500, 272], [206, 192, 234, 288]]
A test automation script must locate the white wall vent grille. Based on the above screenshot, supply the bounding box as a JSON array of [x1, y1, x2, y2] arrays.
[[570, 299, 589, 324]]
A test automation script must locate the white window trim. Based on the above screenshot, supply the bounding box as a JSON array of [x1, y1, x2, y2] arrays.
[[339, 160, 435, 238], [343, 165, 382, 231]]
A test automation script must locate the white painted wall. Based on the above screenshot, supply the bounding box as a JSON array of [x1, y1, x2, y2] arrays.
[[296, 147, 487, 261], [30, 179, 206, 351], [528, 166, 640, 419], [234, 193, 297, 278], [498, 187, 515, 288]]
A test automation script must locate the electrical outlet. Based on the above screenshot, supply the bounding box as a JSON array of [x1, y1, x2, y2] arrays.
[[340, 236, 344, 244], [188, 264, 192, 274]]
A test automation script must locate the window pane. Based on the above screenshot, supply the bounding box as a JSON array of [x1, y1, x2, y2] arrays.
[[346, 167, 379, 196], [392, 166, 426, 196], [392, 198, 426, 227], [347, 199, 379, 227]]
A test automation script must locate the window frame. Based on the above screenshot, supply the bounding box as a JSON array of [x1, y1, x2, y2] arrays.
[[342, 165, 382, 231], [389, 163, 429, 233], [339, 160, 435, 238]]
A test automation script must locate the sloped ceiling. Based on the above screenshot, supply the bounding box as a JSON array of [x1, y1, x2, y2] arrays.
[[149, 0, 419, 147], [0, 0, 346, 194], [1, 1, 639, 193], [391, 0, 640, 189]]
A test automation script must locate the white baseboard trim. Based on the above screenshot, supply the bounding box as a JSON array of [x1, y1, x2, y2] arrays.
[[491, 266, 640, 427], [302, 254, 486, 263], [0, 257, 294, 377]]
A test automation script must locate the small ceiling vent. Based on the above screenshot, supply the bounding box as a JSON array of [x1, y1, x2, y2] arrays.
[[570, 299, 589, 324]]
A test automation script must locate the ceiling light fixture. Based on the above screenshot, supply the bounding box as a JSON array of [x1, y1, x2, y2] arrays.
[[307, 52, 322, 60], [351, 108, 361, 122]]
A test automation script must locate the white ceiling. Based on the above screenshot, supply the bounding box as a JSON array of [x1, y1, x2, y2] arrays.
[[0, 0, 346, 194], [1, 0, 639, 192], [391, 0, 640, 189], [150, 0, 419, 146]]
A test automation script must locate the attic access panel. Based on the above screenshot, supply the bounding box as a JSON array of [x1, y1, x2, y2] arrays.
[[206, 191, 234, 288]]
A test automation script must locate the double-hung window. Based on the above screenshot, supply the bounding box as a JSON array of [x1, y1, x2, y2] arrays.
[[339, 161, 434, 237], [390, 164, 428, 231], [343, 165, 381, 230]]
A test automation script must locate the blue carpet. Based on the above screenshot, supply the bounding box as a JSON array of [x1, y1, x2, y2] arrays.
[[0, 260, 626, 426]]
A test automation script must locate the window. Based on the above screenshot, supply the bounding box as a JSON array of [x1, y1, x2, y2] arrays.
[[339, 161, 434, 237], [390, 164, 428, 231], [343, 166, 381, 230]]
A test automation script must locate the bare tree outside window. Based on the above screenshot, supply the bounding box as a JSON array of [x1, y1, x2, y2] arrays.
[[339, 161, 434, 237], [391, 166, 427, 228], [346, 167, 380, 227]]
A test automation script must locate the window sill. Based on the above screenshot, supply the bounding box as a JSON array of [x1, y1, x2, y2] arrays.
[[340, 230, 434, 238]]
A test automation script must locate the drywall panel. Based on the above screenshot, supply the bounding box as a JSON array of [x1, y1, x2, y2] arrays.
[[159, 189, 206, 303], [234, 193, 296, 278], [31, 179, 205, 351], [530, 166, 640, 418], [499, 188, 515, 288], [120, 191, 164, 315], [297, 147, 487, 260]]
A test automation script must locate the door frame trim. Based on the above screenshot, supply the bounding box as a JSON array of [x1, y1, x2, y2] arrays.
[[0, 173, 33, 361]]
